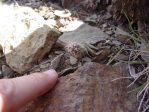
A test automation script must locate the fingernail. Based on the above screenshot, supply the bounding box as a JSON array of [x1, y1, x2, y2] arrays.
[[43, 69, 58, 78]]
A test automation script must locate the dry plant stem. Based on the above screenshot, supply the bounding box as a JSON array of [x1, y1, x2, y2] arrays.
[[106, 46, 124, 65], [137, 80, 149, 98], [125, 49, 149, 53], [128, 50, 136, 80], [138, 87, 148, 112], [143, 104, 149, 112], [111, 77, 133, 82], [133, 51, 142, 60], [127, 66, 149, 88], [127, 85, 145, 94]]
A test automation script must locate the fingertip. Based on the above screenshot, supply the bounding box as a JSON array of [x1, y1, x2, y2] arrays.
[[43, 69, 58, 81], [0, 69, 59, 111]]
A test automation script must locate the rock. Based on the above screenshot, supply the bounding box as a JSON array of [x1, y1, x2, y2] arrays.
[[58, 23, 110, 59], [50, 53, 64, 70], [69, 56, 77, 65], [39, 62, 50, 71], [0, 5, 61, 74], [114, 27, 133, 45], [114, 27, 131, 36], [38, 6, 53, 19], [92, 48, 111, 62], [116, 54, 129, 61], [84, 14, 98, 25], [105, 30, 113, 36], [102, 23, 108, 28], [82, 57, 92, 62], [54, 10, 71, 18], [59, 20, 84, 32], [59, 23, 109, 45], [21, 62, 138, 112], [2, 65, 15, 78]]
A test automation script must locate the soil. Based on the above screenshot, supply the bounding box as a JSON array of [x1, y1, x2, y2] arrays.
[[0, 1, 149, 111], [0, 0, 146, 78]]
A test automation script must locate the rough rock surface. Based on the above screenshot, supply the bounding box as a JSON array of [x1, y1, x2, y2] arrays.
[[59, 23, 109, 45], [0, 5, 61, 74], [21, 62, 138, 112], [58, 23, 110, 59], [114, 27, 133, 45]]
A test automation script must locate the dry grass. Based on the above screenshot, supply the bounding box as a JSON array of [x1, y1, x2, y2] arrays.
[[111, 11, 149, 112], [124, 10, 149, 112]]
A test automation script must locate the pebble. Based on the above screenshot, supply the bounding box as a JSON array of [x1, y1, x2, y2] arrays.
[[70, 56, 78, 65], [102, 23, 108, 28]]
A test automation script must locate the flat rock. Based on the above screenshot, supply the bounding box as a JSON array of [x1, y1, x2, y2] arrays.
[[58, 23, 110, 59], [0, 5, 61, 74], [21, 62, 138, 112], [59, 23, 109, 45]]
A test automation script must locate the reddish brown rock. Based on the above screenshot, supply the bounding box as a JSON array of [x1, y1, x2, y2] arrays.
[[21, 62, 138, 112]]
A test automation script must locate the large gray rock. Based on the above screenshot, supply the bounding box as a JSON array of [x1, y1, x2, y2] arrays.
[[59, 23, 109, 45], [0, 5, 61, 74], [58, 23, 110, 59]]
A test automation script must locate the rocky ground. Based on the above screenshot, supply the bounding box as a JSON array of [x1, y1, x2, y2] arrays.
[[0, 0, 149, 112]]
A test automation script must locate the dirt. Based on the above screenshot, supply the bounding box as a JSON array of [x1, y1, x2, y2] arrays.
[[0, 0, 149, 111], [0, 0, 145, 78]]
